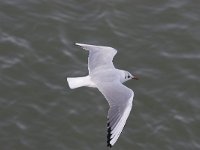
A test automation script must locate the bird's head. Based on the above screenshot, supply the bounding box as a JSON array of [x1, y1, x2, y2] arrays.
[[123, 71, 139, 82]]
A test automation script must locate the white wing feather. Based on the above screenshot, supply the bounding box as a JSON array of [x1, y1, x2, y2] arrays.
[[76, 43, 117, 73], [96, 81, 134, 147]]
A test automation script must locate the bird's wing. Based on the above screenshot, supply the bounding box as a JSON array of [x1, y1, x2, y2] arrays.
[[76, 43, 117, 73], [96, 81, 134, 147]]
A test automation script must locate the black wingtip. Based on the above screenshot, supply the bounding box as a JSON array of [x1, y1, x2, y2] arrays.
[[107, 143, 112, 148], [107, 122, 112, 148]]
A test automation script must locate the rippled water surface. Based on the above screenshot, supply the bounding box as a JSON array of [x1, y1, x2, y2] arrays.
[[0, 0, 200, 150]]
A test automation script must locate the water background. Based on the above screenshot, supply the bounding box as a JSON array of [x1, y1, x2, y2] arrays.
[[0, 0, 200, 150]]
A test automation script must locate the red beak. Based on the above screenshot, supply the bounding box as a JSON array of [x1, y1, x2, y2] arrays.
[[132, 76, 139, 80]]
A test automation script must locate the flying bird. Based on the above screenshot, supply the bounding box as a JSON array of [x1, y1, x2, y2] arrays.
[[67, 43, 138, 147]]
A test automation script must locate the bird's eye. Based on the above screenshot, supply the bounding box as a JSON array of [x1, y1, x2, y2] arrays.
[[127, 75, 130, 78]]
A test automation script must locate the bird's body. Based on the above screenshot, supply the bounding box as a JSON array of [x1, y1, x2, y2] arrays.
[[67, 43, 138, 147]]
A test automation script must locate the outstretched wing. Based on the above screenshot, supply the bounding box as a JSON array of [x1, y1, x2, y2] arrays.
[[96, 81, 134, 147], [76, 43, 117, 73]]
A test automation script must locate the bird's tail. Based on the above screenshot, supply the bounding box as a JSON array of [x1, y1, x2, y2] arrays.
[[67, 76, 95, 89]]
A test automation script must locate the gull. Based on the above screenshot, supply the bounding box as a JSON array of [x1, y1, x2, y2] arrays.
[[67, 43, 138, 147]]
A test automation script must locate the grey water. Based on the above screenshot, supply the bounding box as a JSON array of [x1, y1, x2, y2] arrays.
[[0, 0, 200, 150]]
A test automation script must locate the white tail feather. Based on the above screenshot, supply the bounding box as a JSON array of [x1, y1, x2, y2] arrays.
[[67, 76, 96, 89]]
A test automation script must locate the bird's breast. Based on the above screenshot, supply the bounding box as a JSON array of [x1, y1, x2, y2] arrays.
[[90, 69, 121, 83]]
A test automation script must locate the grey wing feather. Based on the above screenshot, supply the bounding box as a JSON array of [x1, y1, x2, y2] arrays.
[[76, 43, 117, 73], [96, 81, 134, 147]]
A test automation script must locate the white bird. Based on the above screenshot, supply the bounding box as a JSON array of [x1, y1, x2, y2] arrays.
[[67, 43, 138, 147]]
